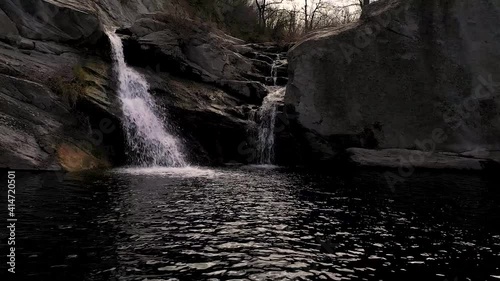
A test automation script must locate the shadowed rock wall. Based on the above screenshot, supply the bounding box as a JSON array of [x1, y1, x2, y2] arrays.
[[284, 0, 500, 164]]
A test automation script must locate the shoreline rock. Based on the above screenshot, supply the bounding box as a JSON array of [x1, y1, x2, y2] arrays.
[[346, 147, 500, 171]]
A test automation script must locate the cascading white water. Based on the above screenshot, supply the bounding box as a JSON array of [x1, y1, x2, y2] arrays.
[[257, 87, 285, 164], [106, 31, 187, 167], [270, 54, 281, 86]]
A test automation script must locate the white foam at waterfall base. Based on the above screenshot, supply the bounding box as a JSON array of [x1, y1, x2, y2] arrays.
[[257, 87, 285, 164], [106, 31, 187, 167], [113, 166, 219, 178]]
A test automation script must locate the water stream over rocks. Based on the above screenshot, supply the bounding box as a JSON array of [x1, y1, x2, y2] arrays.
[[257, 87, 285, 164], [107, 31, 187, 167]]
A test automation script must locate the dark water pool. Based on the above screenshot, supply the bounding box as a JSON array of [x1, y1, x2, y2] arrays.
[[2, 166, 500, 281]]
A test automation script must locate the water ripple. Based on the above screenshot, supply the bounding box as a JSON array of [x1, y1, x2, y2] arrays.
[[13, 169, 500, 281]]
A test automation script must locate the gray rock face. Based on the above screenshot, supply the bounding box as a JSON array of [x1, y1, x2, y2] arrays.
[[0, 0, 284, 170], [0, 0, 152, 170], [285, 0, 500, 165], [121, 13, 284, 103], [0, 74, 64, 170], [0, 73, 115, 171], [143, 72, 255, 164], [0, 8, 19, 43], [0, 0, 126, 171], [0, 0, 189, 43], [0, 0, 100, 42]]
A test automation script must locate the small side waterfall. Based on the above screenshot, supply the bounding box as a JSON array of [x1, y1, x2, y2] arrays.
[[270, 54, 286, 86], [257, 87, 285, 164], [107, 31, 187, 167], [270, 54, 280, 86]]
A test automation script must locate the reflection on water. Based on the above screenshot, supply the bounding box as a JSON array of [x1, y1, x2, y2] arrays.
[[6, 167, 500, 281]]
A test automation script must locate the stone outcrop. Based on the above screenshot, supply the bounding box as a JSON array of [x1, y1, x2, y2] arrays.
[[0, 0, 124, 170], [120, 13, 287, 103], [0, 0, 285, 170], [283, 0, 500, 168], [0, 73, 116, 170], [116, 13, 291, 164]]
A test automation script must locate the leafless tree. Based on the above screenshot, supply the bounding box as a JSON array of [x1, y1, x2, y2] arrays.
[[303, 0, 338, 31], [340, 0, 372, 10], [359, 0, 371, 9], [187, 0, 361, 42], [255, 0, 286, 28]]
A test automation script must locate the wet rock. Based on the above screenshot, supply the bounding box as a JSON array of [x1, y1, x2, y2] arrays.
[[122, 13, 288, 100], [218, 80, 267, 103], [144, 73, 254, 165], [0, 74, 115, 170], [57, 143, 110, 172], [0, 0, 290, 169]]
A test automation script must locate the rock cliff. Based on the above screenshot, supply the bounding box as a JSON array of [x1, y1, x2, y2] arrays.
[[284, 0, 500, 167], [0, 0, 283, 170], [4, 0, 497, 171]]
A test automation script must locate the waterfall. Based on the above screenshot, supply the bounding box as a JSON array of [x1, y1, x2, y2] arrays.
[[270, 54, 280, 86], [257, 87, 285, 164], [106, 31, 187, 167]]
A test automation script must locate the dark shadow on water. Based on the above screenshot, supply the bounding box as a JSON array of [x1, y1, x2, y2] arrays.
[[1, 167, 499, 281]]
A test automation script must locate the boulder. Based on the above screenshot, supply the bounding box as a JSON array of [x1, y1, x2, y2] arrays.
[[285, 0, 500, 165]]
